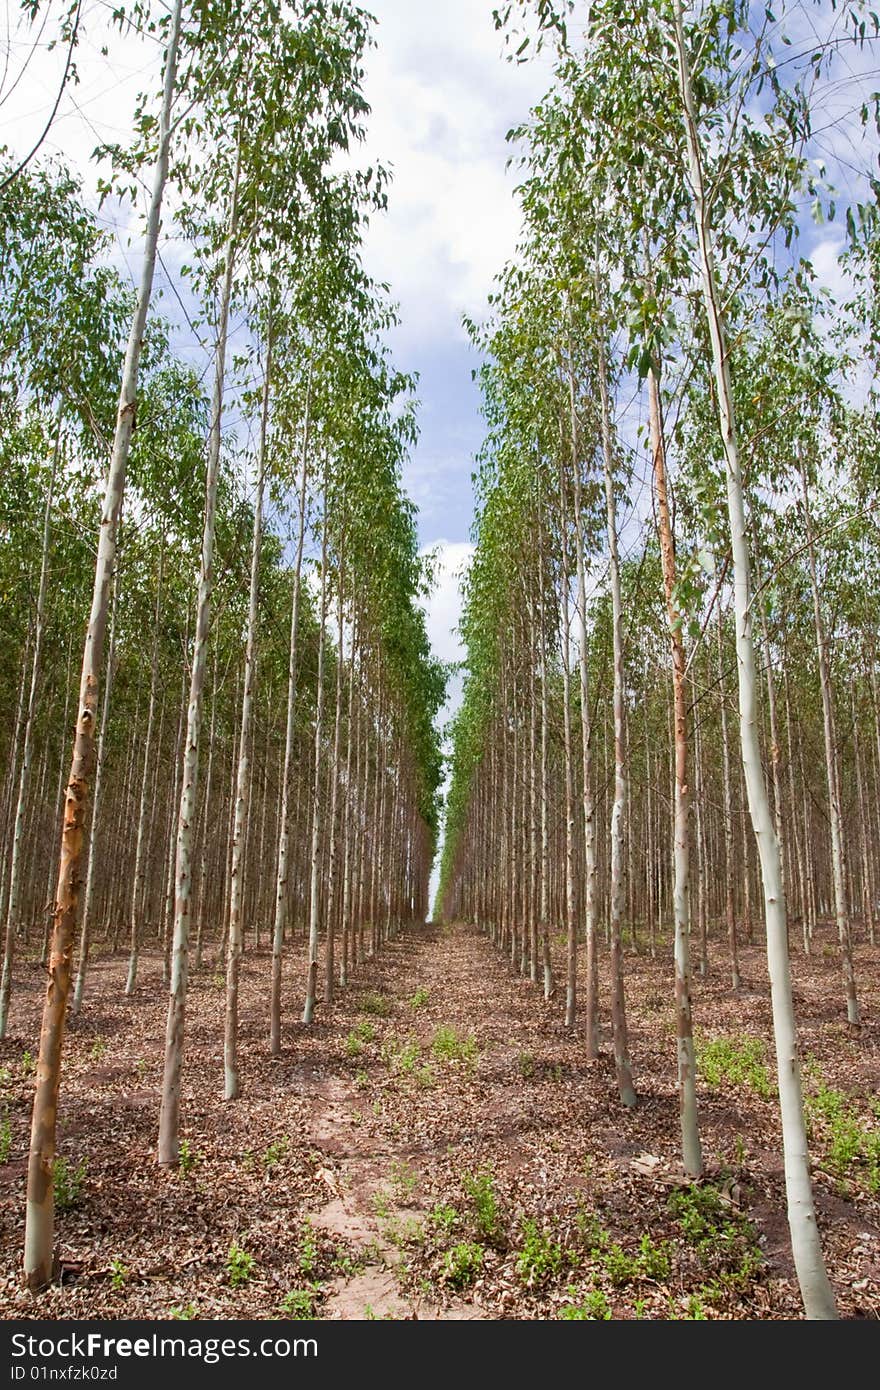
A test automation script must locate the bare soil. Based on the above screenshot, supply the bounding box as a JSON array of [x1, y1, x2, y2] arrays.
[[0, 920, 878, 1320]]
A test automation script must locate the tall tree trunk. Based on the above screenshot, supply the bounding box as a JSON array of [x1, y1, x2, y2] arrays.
[[303, 489, 329, 1025], [125, 538, 164, 995], [596, 317, 636, 1109], [0, 422, 59, 1038], [224, 329, 271, 1100], [24, 0, 183, 1287], [71, 581, 119, 1015], [673, 0, 837, 1317], [648, 364, 701, 1176], [324, 533, 346, 1006], [270, 381, 311, 1052], [717, 608, 741, 988], [158, 143, 242, 1167], [800, 465, 859, 1026]]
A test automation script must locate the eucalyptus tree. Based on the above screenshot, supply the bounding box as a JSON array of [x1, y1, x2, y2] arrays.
[[670, 0, 838, 1318], [21, 0, 183, 1289], [159, 0, 385, 1153]]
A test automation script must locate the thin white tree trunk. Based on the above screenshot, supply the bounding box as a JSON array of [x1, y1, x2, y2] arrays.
[[303, 490, 329, 1024], [72, 580, 119, 1015], [0, 423, 59, 1037], [126, 538, 164, 995], [648, 364, 701, 1176], [673, 0, 837, 1318], [158, 143, 242, 1166], [800, 464, 859, 1025], [269, 372, 311, 1054], [224, 328, 271, 1099], [596, 319, 636, 1110]]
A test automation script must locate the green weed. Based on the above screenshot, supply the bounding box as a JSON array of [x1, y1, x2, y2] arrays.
[[178, 1139, 199, 1178], [409, 987, 430, 1009], [281, 1285, 321, 1319], [110, 1259, 127, 1292], [169, 1304, 197, 1320], [0, 1109, 11, 1164], [263, 1137, 289, 1171], [361, 993, 392, 1017], [226, 1241, 254, 1288], [558, 1289, 611, 1320], [462, 1167, 502, 1244], [430, 1203, 458, 1234], [53, 1157, 86, 1212], [518, 1051, 535, 1079], [805, 1077, 880, 1193], [390, 1160, 418, 1200], [441, 1241, 484, 1288], [516, 1219, 564, 1286], [699, 1036, 772, 1098], [431, 1026, 477, 1064]]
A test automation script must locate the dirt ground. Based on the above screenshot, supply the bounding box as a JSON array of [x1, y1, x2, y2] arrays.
[[0, 919, 878, 1320]]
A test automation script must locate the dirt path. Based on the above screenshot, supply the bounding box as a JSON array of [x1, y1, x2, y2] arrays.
[[1, 920, 878, 1318]]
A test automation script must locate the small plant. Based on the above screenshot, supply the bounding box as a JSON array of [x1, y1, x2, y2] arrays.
[[463, 1167, 502, 1244], [699, 1035, 772, 1098], [442, 1241, 484, 1288], [415, 1064, 435, 1088], [213, 972, 225, 991], [354, 1069, 370, 1089], [361, 992, 392, 1017], [298, 1221, 319, 1277], [409, 987, 429, 1009], [281, 1284, 321, 1319], [89, 1037, 107, 1062], [390, 1160, 418, 1200], [516, 1219, 564, 1286], [671, 1293, 708, 1320], [110, 1259, 127, 1292], [169, 1304, 197, 1320], [263, 1137, 289, 1170], [668, 1183, 762, 1286], [431, 1026, 477, 1064], [178, 1139, 198, 1178], [371, 1189, 392, 1219], [518, 1051, 535, 1079], [21, 1050, 35, 1078], [53, 1156, 86, 1212], [134, 1057, 147, 1081], [603, 1242, 638, 1286], [559, 1288, 611, 1320], [346, 1020, 377, 1057], [430, 1203, 458, 1234], [805, 1077, 880, 1194], [0, 1109, 11, 1164], [636, 1234, 670, 1281], [227, 1241, 254, 1288], [384, 1036, 420, 1074]]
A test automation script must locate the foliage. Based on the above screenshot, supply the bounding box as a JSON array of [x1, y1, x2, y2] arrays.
[[699, 1036, 772, 1098], [53, 1157, 87, 1212], [226, 1241, 255, 1288]]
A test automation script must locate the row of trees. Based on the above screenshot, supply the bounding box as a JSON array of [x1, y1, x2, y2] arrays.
[[437, 0, 879, 1320], [1, 1, 443, 1290]]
